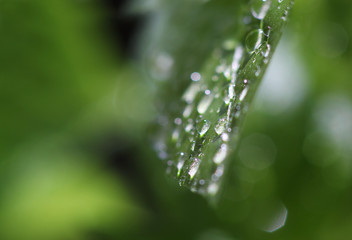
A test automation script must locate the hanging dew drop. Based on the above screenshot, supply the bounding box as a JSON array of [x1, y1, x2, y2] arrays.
[[251, 0, 271, 20], [245, 29, 265, 53]]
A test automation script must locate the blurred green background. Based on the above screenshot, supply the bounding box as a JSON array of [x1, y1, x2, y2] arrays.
[[1, 0, 352, 239]]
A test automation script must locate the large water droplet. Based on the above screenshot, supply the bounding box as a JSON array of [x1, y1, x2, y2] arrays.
[[189, 158, 201, 179], [245, 29, 265, 53], [251, 0, 271, 20]]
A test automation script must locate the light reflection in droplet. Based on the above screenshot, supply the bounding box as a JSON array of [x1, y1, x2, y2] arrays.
[[189, 158, 201, 179], [251, 0, 271, 20]]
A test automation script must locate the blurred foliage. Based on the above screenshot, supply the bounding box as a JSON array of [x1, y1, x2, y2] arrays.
[[1, 0, 352, 240]]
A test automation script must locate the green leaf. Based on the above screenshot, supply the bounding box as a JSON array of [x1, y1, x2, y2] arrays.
[[146, 0, 294, 201]]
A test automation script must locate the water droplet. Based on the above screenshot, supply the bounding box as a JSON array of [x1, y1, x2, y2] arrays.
[[235, 110, 241, 119], [152, 52, 174, 80], [197, 94, 214, 114], [185, 123, 194, 132], [215, 118, 227, 135], [172, 128, 180, 141], [212, 165, 224, 181], [224, 66, 232, 80], [261, 43, 271, 58], [183, 82, 200, 103], [177, 153, 186, 177], [245, 29, 265, 53], [191, 140, 196, 151], [183, 104, 193, 118], [197, 119, 211, 137], [189, 158, 201, 179], [251, 0, 271, 20], [214, 144, 228, 164], [228, 84, 235, 99], [174, 118, 182, 125], [207, 183, 219, 195], [223, 39, 236, 50], [223, 94, 230, 105], [191, 72, 201, 81], [221, 133, 230, 142], [239, 86, 249, 101], [232, 46, 244, 75]]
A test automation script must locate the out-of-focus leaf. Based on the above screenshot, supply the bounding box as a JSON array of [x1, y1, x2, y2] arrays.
[[0, 0, 117, 159], [0, 140, 143, 240]]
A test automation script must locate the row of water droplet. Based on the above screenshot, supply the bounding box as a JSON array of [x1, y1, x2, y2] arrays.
[[153, 0, 291, 197]]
